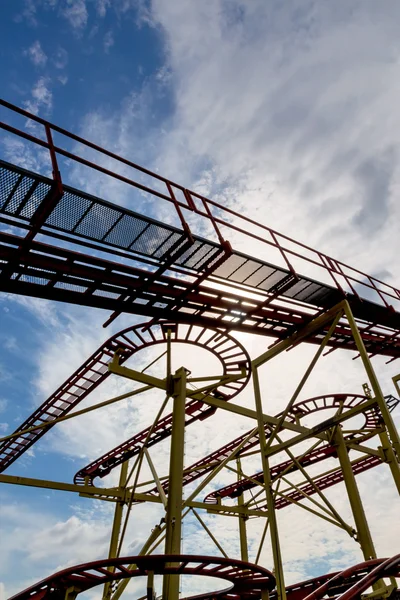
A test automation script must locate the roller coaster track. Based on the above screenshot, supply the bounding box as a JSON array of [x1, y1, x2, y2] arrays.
[[175, 394, 383, 497], [0, 321, 250, 474], [8, 555, 276, 600], [73, 393, 385, 490], [187, 556, 400, 600], [75, 390, 385, 488], [8, 555, 400, 600], [201, 393, 394, 506], [201, 396, 398, 510]]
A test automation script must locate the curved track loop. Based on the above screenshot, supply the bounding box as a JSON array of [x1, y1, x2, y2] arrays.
[[0, 321, 250, 476], [8, 555, 275, 600], [87, 392, 382, 491], [181, 556, 400, 600], [138, 394, 378, 500], [301, 555, 400, 600], [74, 324, 250, 484], [202, 393, 388, 505]]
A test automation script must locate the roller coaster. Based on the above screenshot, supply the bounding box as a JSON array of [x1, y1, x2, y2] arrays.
[[0, 98, 400, 600]]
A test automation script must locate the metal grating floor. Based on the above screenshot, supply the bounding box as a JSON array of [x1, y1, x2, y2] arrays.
[[0, 159, 399, 359]]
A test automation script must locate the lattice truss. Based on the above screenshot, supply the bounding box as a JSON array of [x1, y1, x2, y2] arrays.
[[1, 99, 400, 600]]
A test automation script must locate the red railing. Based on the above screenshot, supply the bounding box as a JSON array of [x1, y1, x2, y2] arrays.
[[1, 98, 399, 312]]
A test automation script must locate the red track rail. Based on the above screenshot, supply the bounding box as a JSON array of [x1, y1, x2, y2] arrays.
[[8, 554, 276, 600], [9, 555, 399, 600], [183, 557, 400, 600], [0, 322, 250, 474], [76, 393, 376, 487], [202, 394, 384, 505]]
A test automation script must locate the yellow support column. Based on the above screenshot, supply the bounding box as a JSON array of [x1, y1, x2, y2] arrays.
[[343, 302, 400, 493], [163, 367, 187, 600], [333, 427, 376, 561], [253, 366, 286, 600], [236, 458, 249, 562], [65, 587, 80, 600], [103, 461, 129, 600]]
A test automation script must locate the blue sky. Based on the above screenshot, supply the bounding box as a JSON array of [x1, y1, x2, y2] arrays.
[[1, 1, 400, 599], [1, 1, 167, 129]]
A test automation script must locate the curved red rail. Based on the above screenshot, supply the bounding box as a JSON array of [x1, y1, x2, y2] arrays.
[[301, 555, 400, 600], [8, 554, 275, 600], [79, 392, 379, 488], [0, 321, 250, 476], [180, 557, 400, 600], [201, 393, 387, 505], [14, 555, 397, 600]]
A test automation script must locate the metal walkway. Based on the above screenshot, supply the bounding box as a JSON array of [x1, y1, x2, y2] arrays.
[[1, 159, 400, 359]]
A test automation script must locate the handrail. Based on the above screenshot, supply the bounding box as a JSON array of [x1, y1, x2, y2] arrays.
[[1, 98, 399, 311]]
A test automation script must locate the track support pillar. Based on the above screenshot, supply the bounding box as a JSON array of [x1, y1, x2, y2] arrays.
[[64, 587, 80, 600], [344, 302, 400, 460], [103, 460, 129, 600], [237, 458, 249, 562], [343, 302, 400, 494], [253, 365, 286, 600], [333, 427, 376, 561], [163, 366, 187, 599]]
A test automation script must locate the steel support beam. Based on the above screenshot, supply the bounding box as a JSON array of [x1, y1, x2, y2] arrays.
[[163, 367, 187, 599], [0, 473, 123, 501], [343, 301, 400, 492], [393, 374, 400, 396], [253, 365, 286, 600], [236, 458, 249, 562], [103, 461, 129, 600], [333, 427, 376, 562]]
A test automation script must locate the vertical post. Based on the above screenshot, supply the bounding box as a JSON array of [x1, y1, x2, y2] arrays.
[[333, 427, 376, 561], [111, 523, 165, 600], [236, 457, 249, 562], [253, 366, 286, 600], [103, 461, 129, 600], [393, 374, 400, 396], [343, 302, 400, 489], [65, 587, 80, 600], [147, 571, 155, 600], [163, 367, 187, 599], [44, 124, 63, 193], [377, 429, 400, 495]]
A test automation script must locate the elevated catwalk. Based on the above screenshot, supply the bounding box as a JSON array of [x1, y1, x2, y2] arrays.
[[1, 157, 399, 359]]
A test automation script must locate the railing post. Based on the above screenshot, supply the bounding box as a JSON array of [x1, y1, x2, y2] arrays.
[[44, 124, 63, 195], [200, 196, 226, 245], [166, 182, 194, 243], [270, 230, 297, 278]]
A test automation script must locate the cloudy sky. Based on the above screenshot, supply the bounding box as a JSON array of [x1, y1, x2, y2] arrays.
[[1, 1, 400, 598]]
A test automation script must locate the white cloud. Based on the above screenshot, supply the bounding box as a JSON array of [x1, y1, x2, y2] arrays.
[[58, 74, 68, 85], [148, 0, 400, 288], [103, 30, 114, 53], [62, 0, 88, 30], [96, 0, 111, 17], [23, 76, 53, 116], [53, 46, 68, 69], [1, 136, 51, 174], [24, 40, 47, 67]]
